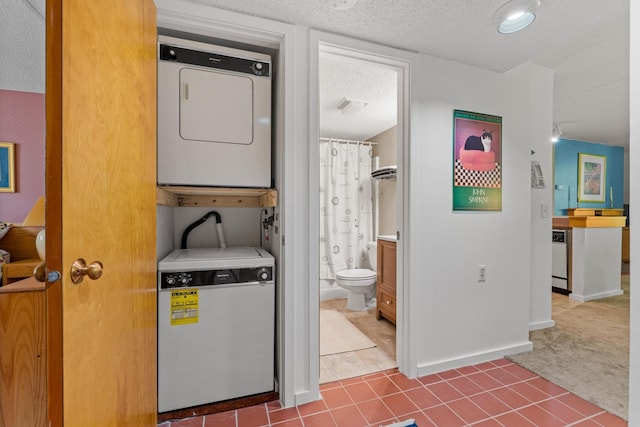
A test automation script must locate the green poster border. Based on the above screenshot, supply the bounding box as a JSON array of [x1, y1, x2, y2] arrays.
[[452, 110, 503, 212]]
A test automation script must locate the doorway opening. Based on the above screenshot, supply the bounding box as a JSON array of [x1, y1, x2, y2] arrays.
[[317, 45, 403, 384]]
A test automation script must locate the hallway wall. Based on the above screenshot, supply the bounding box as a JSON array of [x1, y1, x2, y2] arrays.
[[408, 56, 553, 373], [627, 2, 639, 424]]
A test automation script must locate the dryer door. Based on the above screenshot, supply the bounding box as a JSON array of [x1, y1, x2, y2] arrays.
[[179, 67, 254, 145]]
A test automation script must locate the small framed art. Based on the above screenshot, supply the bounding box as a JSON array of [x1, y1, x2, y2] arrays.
[[578, 153, 606, 203], [0, 142, 15, 192]]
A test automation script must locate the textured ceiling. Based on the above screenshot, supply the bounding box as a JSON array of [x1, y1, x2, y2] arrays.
[[320, 53, 397, 140], [187, 0, 628, 72], [189, 0, 630, 147], [0, 0, 45, 93], [3, 0, 630, 147]]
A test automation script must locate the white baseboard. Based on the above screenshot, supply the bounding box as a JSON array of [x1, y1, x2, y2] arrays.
[[294, 389, 321, 407], [416, 342, 533, 377], [570, 289, 624, 302], [529, 319, 555, 331]]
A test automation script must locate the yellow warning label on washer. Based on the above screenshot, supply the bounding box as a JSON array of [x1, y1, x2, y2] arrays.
[[170, 289, 199, 326]]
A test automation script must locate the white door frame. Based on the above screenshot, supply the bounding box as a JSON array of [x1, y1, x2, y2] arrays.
[[308, 30, 417, 395]]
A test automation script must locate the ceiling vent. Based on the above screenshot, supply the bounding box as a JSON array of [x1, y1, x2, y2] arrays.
[[336, 98, 368, 115]]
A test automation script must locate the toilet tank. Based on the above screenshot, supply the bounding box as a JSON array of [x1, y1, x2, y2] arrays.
[[366, 241, 377, 271]]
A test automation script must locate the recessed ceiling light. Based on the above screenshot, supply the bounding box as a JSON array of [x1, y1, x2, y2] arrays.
[[494, 0, 541, 34], [498, 12, 536, 34], [331, 0, 357, 11]]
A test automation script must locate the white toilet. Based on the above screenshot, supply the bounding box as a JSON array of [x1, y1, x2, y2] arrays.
[[335, 241, 377, 311]]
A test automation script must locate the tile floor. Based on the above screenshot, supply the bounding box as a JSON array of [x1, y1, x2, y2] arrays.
[[157, 358, 627, 427]]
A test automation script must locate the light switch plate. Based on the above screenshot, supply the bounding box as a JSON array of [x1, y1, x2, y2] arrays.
[[541, 204, 549, 218]]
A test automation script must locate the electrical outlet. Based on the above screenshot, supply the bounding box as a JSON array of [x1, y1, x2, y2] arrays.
[[478, 265, 487, 283]]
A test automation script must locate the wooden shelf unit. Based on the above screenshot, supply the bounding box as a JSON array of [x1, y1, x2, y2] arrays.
[[157, 186, 277, 208], [0, 226, 43, 286]]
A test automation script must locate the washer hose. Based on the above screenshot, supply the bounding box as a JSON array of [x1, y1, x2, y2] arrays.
[[181, 211, 227, 249]]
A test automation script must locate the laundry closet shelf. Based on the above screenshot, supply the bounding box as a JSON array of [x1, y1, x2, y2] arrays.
[[157, 186, 278, 208]]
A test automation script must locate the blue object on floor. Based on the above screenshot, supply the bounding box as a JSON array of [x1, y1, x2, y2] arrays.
[[380, 419, 417, 427]]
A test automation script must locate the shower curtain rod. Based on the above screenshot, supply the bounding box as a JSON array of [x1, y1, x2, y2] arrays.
[[319, 137, 378, 146]]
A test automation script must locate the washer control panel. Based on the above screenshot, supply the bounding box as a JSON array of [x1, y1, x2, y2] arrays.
[[160, 266, 273, 289]]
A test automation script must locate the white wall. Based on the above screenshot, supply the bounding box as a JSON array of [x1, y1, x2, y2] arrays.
[[156, 205, 175, 261], [627, 2, 639, 424], [509, 63, 555, 331], [171, 207, 264, 249], [409, 55, 539, 374]]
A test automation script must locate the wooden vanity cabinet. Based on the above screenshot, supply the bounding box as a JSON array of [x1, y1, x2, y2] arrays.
[[376, 239, 397, 325]]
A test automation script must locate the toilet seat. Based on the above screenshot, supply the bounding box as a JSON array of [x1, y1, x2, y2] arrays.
[[336, 268, 376, 281]]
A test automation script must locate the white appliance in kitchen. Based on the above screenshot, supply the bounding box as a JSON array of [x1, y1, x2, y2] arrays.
[[157, 247, 275, 412], [552, 229, 571, 294], [157, 35, 272, 188]]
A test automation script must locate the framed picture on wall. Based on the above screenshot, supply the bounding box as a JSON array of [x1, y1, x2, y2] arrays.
[[452, 110, 502, 211], [0, 142, 15, 192], [578, 153, 606, 203]]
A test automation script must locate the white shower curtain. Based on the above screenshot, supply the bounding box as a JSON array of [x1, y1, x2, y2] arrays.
[[319, 139, 374, 280]]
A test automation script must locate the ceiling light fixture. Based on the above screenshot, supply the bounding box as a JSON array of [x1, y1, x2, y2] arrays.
[[551, 123, 562, 143], [495, 0, 541, 34], [336, 98, 368, 115]]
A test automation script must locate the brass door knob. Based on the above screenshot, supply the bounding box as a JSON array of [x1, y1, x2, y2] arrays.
[[71, 258, 104, 284], [33, 262, 61, 283]]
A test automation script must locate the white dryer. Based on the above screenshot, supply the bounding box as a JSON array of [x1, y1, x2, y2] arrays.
[[157, 36, 272, 188]]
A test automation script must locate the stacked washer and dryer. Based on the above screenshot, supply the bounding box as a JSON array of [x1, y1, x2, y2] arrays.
[[156, 35, 275, 412]]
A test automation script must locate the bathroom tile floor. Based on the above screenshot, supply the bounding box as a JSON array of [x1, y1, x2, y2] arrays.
[[157, 359, 627, 426]]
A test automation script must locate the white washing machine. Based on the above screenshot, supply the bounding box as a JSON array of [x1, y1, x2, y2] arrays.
[[157, 247, 275, 412]]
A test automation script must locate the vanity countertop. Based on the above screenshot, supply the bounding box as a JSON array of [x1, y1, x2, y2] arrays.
[[378, 234, 397, 242]]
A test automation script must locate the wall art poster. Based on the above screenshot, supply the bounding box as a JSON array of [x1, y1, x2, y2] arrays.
[[578, 153, 606, 203], [0, 142, 15, 192], [453, 110, 502, 211]]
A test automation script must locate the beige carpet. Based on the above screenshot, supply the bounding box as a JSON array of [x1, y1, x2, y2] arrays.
[[320, 309, 376, 356], [508, 275, 629, 420]]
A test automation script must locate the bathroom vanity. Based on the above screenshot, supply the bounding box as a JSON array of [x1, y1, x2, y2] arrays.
[[376, 236, 397, 325]]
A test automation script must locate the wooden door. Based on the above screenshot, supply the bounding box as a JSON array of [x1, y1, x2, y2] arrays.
[[45, 0, 157, 425]]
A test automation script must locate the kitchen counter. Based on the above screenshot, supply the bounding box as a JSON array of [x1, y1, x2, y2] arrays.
[[553, 215, 626, 302]]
